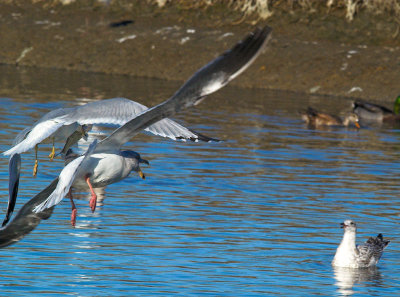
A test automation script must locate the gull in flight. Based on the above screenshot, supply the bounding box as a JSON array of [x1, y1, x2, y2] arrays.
[[30, 26, 272, 226], [2, 98, 218, 226], [332, 220, 390, 268]]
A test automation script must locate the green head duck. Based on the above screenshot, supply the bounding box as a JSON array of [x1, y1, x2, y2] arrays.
[[393, 95, 400, 114]]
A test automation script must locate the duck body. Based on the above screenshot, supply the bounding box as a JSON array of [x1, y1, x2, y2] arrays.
[[302, 107, 360, 128], [353, 100, 395, 122], [353, 96, 400, 122]]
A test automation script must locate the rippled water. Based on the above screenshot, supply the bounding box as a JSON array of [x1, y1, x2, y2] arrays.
[[0, 65, 399, 296]]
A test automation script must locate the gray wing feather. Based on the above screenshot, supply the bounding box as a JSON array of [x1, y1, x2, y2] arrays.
[[357, 234, 389, 266], [2, 154, 21, 227], [95, 26, 272, 152], [66, 97, 214, 141], [0, 178, 58, 248]]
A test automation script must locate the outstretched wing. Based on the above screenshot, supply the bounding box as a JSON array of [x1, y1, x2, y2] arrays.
[[96, 26, 272, 152], [3, 98, 216, 157], [3, 116, 68, 156], [66, 97, 218, 142]]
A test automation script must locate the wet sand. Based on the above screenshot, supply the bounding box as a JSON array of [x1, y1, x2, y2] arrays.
[[1, 1, 400, 102]]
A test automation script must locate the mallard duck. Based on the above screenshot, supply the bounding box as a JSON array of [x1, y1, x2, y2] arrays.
[[352, 95, 400, 122], [301, 107, 360, 128], [332, 220, 390, 268]]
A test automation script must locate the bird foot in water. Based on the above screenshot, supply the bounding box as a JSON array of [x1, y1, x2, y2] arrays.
[[71, 209, 77, 227], [89, 195, 97, 213]]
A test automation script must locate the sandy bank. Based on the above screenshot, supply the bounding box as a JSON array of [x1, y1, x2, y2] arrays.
[[1, 1, 400, 102]]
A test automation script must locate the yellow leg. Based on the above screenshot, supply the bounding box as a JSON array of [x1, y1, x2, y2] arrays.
[[33, 144, 38, 177], [48, 138, 55, 161]]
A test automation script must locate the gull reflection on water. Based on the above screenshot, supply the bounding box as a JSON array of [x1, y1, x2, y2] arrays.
[[333, 266, 383, 296]]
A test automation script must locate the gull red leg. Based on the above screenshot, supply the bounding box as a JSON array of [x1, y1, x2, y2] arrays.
[[86, 175, 97, 212], [68, 189, 77, 227]]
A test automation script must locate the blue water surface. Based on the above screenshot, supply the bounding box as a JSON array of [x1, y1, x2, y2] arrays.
[[0, 66, 399, 296]]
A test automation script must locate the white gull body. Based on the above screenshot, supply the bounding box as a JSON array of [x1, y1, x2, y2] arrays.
[[71, 151, 148, 190]]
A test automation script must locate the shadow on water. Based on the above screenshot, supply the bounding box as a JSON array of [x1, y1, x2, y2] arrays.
[[0, 65, 399, 296]]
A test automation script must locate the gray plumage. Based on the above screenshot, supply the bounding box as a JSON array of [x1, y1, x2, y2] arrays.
[[353, 100, 396, 122]]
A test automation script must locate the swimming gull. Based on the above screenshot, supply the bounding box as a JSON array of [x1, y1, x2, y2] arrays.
[[2, 98, 218, 226], [332, 219, 390, 268], [32, 25, 273, 225]]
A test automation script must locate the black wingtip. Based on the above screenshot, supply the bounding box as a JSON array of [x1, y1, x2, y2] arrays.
[[195, 132, 221, 143], [188, 128, 221, 143]]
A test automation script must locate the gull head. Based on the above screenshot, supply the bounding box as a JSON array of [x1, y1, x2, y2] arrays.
[[121, 150, 150, 179], [341, 219, 357, 233]]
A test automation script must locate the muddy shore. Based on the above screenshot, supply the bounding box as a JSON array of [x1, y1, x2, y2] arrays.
[[1, 1, 400, 102]]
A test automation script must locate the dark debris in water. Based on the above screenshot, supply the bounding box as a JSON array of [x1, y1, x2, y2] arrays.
[[109, 20, 134, 28]]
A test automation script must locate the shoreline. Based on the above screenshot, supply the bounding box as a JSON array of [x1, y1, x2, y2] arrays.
[[1, 1, 400, 102]]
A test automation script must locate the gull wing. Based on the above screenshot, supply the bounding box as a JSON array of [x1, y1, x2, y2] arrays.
[[0, 178, 57, 248], [356, 234, 390, 266], [3, 98, 216, 157], [3, 117, 68, 156], [67, 97, 218, 142], [2, 154, 21, 227], [96, 26, 272, 152]]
